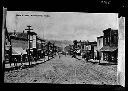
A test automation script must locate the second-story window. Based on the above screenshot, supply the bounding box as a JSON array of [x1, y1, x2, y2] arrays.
[[99, 40, 100, 46], [114, 35, 118, 45], [111, 35, 114, 44], [104, 38, 106, 45]]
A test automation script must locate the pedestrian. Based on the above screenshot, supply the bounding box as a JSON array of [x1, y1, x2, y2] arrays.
[[65, 52, 66, 57], [81, 52, 85, 60], [59, 52, 61, 58], [86, 55, 90, 62], [14, 58, 17, 66]]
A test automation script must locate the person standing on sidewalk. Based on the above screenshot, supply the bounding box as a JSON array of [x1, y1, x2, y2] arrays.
[[86, 56, 89, 62], [82, 52, 86, 61], [14, 58, 17, 66], [58, 52, 61, 58]]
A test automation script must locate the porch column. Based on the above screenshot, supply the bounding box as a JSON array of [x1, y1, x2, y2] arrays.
[[101, 52, 103, 61]]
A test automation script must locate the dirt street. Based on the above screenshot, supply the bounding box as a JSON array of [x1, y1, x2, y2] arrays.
[[4, 55, 117, 85]]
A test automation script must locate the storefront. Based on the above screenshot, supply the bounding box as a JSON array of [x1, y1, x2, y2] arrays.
[[100, 46, 118, 63], [12, 47, 27, 62]]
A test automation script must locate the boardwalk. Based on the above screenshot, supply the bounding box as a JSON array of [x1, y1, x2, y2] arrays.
[[4, 54, 117, 85]]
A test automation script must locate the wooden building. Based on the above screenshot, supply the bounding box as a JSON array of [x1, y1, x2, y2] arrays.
[[9, 32, 28, 62], [75, 40, 97, 59], [100, 28, 118, 63], [97, 36, 103, 61], [36, 37, 45, 59], [87, 41, 97, 59]]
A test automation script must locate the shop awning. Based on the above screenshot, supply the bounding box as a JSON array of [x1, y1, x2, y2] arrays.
[[12, 47, 27, 55], [100, 46, 118, 52]]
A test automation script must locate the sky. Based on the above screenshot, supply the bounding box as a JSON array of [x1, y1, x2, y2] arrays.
[[6, 11, 118, 41]]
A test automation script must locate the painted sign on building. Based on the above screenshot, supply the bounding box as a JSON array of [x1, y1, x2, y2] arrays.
[[33, 35, 36, 48], [30, 36, 33, 41], [88, 45, 91, 50], [84, 45, 86, 50]]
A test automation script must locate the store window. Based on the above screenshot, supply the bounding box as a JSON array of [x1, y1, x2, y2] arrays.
[[99, 40, 100, 46], [104, 38, 106, 45], [30, 41, 33, 48]]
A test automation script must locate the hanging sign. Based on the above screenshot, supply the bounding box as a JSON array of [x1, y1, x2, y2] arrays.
[[33, 35, 36, 48], [88, 45, 91, 50], [30, 36, 33, 40]]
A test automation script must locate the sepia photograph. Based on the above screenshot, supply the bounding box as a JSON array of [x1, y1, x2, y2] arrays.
[[2, 9, 125, 87]]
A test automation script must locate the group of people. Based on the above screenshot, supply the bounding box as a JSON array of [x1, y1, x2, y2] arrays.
[[82, 53, 89, 61], [57, 51, 67, 58], [56, 50, 90, 62]]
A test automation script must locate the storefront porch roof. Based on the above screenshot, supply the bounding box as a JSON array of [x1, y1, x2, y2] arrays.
[[100, 46, 118, 52], [12, 47, 27, 55]]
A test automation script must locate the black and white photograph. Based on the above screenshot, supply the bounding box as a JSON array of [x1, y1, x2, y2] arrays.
[[2, 9, 125, 87]]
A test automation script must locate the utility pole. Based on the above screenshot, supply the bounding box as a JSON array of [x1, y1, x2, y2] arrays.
[[25, 25, 33, 66]]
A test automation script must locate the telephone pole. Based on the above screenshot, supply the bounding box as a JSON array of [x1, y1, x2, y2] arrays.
[[25, 25, 33, 66]]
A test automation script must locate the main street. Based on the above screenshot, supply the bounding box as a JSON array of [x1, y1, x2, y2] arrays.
[[4, 54, 117, 85]]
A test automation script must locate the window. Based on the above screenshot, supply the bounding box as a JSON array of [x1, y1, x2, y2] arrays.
[[104, 38, 106, 45], [84, 45, 86, 50], [83, 45, 84, 49], [114, 36, 118, 45], [30, 41, 33, 48], [111, 36, 114, 44], [99, 40, 100, 46], [88, 45, 91, 50]]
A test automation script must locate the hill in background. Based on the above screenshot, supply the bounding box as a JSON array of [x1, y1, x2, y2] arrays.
[[48, 39, 73, 50]]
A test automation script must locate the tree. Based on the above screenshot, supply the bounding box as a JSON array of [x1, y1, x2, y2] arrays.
[[73, 40, 77, 45], [72, 40, 78, 58]]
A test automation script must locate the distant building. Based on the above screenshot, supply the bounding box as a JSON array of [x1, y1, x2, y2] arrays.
[[88, 41, 97, 59], [97, 36, 103, 60], [80, 41, 86, 53], [93, 44, 97, 60], [100, 28, 118, 63], [78, 40, 97, 59]]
